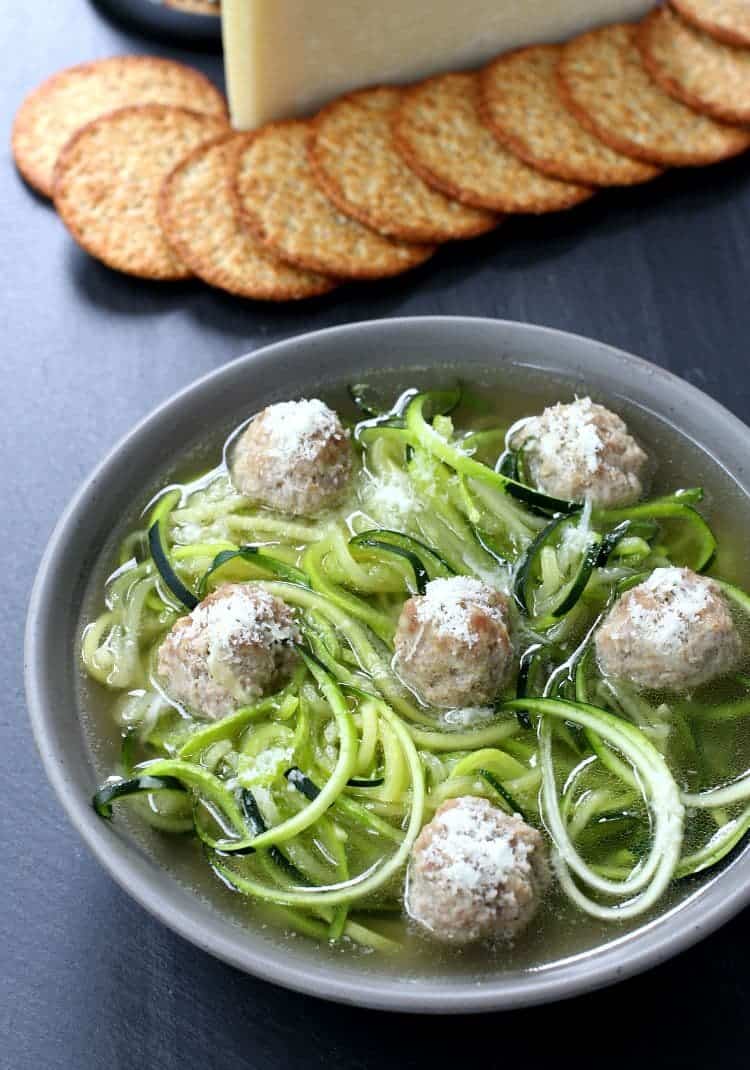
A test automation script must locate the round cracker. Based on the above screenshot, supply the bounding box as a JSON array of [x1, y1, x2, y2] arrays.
[[232, 120, 436, 280], [54, 105, 227, 280], [309, 87, 499, 243], [163, 0, 220, 13], [480, 45, 660, 187], [348, 86, 404, 113], [12, 56, 227, 198], [160, 134, 336, 301], [558, 23, 750, 168], [392, 72, 593, 215], [671, 0, 750, 47], [639, 6, 750, 125]]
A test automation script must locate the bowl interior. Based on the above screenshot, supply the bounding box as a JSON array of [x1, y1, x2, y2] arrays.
[[25, 316, 750, 1012]]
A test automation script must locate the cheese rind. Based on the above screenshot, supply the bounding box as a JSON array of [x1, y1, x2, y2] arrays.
[[222, 0, 655, 131]]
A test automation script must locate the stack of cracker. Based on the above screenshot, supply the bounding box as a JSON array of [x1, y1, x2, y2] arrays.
[[12, 2, 750, 302]]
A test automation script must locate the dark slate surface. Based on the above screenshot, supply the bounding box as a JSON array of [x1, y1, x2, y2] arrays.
[[3, 3, 750, 1067]]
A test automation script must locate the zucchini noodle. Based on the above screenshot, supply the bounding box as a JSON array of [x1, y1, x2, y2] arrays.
[[506, 697, 684, 918], [210, 698, 425, 908]]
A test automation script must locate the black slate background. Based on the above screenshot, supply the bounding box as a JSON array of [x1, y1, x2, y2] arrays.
[[2, 4, 750, 1067]]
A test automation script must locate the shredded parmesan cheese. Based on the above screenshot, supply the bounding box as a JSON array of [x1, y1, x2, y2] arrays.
[[254, 398, 344, 464], [421, 798, 528, 897], [415, 576, 506, 646], [237, 744, 295, 788], [442, 705, 494, 726], [610, 567, 711, 654], [360, 466, 418, 523], [230, 398, 352, 516], [523, 397, 603, 474], [187, 586, 297, 652], [511, 397, 647, 508], [595, 566, 741, 692]]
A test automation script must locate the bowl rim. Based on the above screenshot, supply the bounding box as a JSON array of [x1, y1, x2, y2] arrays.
[[25, 315, 750, 1014]]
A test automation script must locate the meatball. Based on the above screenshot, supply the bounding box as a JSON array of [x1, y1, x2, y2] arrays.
[[511, 396, 648, 507], [156, 583, 300, 719], [394, 576, 512, 708], [230, 398, 352, 517], [595, 566, 742, 692], [406, 796, 550, 946]]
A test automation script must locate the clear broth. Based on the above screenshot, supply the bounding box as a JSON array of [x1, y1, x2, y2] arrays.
[[76, 362, 750, 980]]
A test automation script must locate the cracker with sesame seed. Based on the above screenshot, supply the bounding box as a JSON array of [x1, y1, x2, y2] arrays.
[[160, 134, 336, 301], [639, 5, 750, 125], [671, 0, 750, 47], [480, 45, 661, 187], [54, 105, 227, 280], [12, 56, 227, 199], [309, 87, 499, 243], [392, 72, 593, 215], [558, 23, 750, 167], [232, 119, 436, 280]]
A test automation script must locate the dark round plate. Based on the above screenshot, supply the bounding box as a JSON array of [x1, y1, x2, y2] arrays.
[[91, 0, 222, 49]]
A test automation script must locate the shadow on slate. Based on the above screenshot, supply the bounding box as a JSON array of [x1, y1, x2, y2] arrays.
[[68, 875, 750, 1070]]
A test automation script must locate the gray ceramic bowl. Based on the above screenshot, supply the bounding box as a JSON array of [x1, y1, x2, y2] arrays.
[[25, 317, 750, 1013]]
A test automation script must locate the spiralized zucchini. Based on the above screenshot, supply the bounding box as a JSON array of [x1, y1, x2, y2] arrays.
[[84, 385, 750, 949]]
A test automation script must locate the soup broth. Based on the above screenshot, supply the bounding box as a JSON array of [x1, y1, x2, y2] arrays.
[[77, 363, 750, 978]]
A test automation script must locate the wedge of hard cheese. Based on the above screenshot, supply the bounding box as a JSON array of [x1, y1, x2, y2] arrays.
[[222, 0, 655, 130]]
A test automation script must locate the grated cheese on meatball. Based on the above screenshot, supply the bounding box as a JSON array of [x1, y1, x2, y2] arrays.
[[406, 796, 550, 945], [511, 397, 647, 507], [157, 582, 299, 719], [394, 576, 513, 708], [595, 566, 741, 691], [230, 398, 353, 517]]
